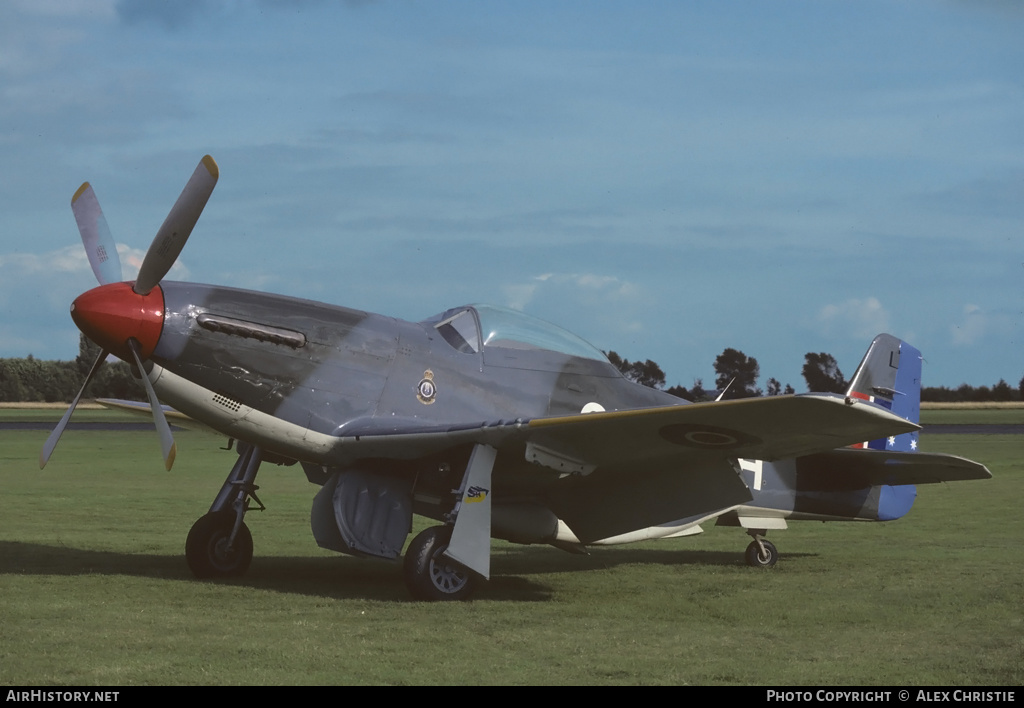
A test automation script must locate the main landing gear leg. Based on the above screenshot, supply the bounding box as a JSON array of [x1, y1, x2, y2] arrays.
[[744, 529, 778, 568], [403, 443, 496, 601], [186, 444, 265, 578]]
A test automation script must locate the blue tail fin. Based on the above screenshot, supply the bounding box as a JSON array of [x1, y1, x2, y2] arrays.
[[845, 334, 921, 453], [844, 334, 922, 520]]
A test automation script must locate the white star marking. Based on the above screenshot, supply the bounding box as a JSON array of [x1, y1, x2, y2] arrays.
[[887, 436, 896, 447], [910, 438, 918, 451]]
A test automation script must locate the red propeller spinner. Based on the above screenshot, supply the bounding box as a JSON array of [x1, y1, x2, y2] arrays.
[[71, 282, 165, 361]]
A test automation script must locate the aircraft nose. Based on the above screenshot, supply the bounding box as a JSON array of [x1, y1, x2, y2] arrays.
[[71, 282, 165, 360]]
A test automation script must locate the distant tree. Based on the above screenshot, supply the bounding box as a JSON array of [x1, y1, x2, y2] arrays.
[[667, 378, 712, 402], [713, 348, 760, 399], [784, 383, 795, 395], [0, 333, 145, 403], [76, 333, 103, 376], [630, 360, 666, 389], [961, 383, 991, 402], [766, 378, 782, 396], [690, 378, 710, 401], [666, 384, 689, 400], [925, 381, 1023, 403], [89, 359, 145, 401], [606, 350, 626, 371], [1020, 375, 1024, 402], [0, 360, 29, 402], [605, 350, 666, 389], [993, 379, 1013, 402], [802, 352, 847, 393], [922, 386, 955, 402], [1, 355, 78, 402]]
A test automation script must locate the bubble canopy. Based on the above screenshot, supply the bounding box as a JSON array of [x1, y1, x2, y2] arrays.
[[425, 304, 609, 362]]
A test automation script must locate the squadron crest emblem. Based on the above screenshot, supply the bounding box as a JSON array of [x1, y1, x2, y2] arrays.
[[416, 369, 436, 404]]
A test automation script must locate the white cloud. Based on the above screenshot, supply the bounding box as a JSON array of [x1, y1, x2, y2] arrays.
[[117, 244, 189, 282], [0, 244, 188, 282], [499, 271, 647, 350], [816, 297, 891, 340], [0, 245, 89, 274], [950, 304, 987, 346], [502, 272, 639, 311]]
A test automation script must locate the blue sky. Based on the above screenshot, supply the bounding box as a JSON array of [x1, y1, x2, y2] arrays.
[[1, 0, 1021, 390]]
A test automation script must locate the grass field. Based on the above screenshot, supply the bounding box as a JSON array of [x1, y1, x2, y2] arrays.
[[1, 408, 1020, 685], [920, 406, 1024, 426]]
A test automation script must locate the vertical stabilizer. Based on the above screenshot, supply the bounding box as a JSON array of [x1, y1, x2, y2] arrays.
[[845, 334, 921, 453], [845, 334, 922, 520]]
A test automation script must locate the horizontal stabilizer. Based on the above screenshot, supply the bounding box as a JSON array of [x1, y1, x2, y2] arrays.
[[797, 448, 991, 488]]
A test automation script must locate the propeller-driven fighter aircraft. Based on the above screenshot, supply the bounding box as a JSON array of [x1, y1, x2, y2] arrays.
[[41, 156, 991, 600]]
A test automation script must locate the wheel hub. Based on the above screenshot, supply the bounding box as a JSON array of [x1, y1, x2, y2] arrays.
[[430, 557, 469, 594], [211, 534, 240, 569]]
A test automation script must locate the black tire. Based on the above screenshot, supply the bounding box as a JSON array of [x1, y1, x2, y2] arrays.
[[403, 526, 477, 601], [185, 511, 253, 578], [745, 539, 778, 568]]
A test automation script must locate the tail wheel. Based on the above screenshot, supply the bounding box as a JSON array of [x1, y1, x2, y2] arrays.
[[745, 539, 778, 568], [186, 511, 253, 578], [403, 526, 477, 601]]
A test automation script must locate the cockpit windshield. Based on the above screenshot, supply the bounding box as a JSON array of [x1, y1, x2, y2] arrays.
[[433, 309, 481, 354], [473, 305, 607, 361], [428, 304, 609, 362]]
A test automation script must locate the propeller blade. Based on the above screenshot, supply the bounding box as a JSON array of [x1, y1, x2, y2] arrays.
[[134, 155, 219, 296], [72, 182, 123, 285], [127, 340, 177, 471], [40, 349, 108, 469]]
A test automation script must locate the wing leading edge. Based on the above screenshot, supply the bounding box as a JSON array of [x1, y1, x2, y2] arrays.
[[332, 393, 918, 468], [523, 393, 919, 469]]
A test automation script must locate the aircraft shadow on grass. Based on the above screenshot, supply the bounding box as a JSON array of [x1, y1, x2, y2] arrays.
[[0, 540, 809, 603]]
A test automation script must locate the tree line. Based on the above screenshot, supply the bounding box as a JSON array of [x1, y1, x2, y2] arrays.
[[0, 336, 143, 403], [607, 349, 1023, 403]]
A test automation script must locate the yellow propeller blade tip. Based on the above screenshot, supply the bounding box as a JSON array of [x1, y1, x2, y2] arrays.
[[201, 155, 219, 180], [72, 182, 91, 205]]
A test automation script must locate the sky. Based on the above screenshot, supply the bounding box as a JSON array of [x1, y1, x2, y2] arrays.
[[0, 0, 1021, 391]]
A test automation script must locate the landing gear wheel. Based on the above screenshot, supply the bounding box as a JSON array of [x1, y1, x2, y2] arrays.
[[403, 526, 477, 601], [745, 539, 778, 568], [186, 511, 253, 578]]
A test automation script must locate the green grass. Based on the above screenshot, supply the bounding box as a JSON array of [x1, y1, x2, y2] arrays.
[[1, 413, 1020, 685], [0, 407, 144, 424], [920, 407, 1024, 425]]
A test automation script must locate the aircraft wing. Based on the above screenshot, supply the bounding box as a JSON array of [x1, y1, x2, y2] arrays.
[[334, 393, 918, 542], [334, 393, 917, 465], [521, 393, 919, 469], [518, 393, 923, 542]]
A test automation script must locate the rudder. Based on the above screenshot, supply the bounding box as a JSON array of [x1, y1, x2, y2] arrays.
[[846, 334, 923, 519], [845, 333, 921, 453]]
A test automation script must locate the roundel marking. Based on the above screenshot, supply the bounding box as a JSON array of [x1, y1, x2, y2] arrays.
[[658, 423, 761, 450]]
